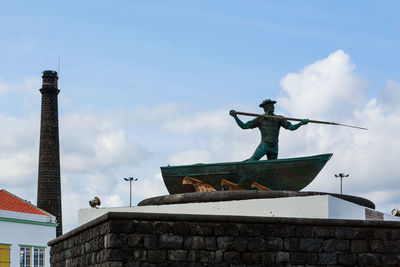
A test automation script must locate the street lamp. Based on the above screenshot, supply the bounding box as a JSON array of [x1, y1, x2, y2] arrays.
[[124, 177, 138, 207], [334, 173, 349, 194]]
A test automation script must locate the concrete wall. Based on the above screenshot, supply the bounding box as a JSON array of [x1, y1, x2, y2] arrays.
[[49, 212, 400, 266], [78, 195, 400, 226]]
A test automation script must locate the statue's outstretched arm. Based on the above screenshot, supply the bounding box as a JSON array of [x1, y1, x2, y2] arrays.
[[230, 110, 252, 129], [284, 119, 309, 131]]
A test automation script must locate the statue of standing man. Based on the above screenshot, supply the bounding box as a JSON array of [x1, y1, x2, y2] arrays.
[[230, 99, 309, 161]]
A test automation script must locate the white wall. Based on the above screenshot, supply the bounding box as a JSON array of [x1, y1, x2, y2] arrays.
[[79, 195, 400, 227]]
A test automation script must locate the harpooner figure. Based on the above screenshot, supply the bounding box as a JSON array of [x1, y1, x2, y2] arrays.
[[230, 99, 309, 161]]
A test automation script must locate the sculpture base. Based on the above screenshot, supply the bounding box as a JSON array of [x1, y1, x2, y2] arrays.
[[78, 191, 400, 226], [138, 190, 375, 209]]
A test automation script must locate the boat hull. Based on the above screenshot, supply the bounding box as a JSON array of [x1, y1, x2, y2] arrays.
[[161, 153, 333, 194]]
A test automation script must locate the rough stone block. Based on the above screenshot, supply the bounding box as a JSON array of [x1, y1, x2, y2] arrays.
[[373, 229, 390, 240], [313, 226, 335, 238], [383, 240, 400, 253], [136, 222, 154, 234], [273, 225, 295, 237], [335, 227, 356, 239], [322, 239, 335, 252], [187, 250, 196, 262], [289, 252, 306, 264], [214, 250, 224, 263], [104, 233, 122, 249], [133, 250, 146, 261], [181, 263, 202, 267], [128, 234, 143, 248], [298, 238, 322, 252], [205, 236, 217, 250], [390, 229, 400, 240], [275, 251, 289, 263], [323, 239, 349, 252], [198, 250, 215, 263], [217, 236, 233, 251], [318, 252, 337, 265], [295, 226, 315, 237], [232, 237, 247, 252], [338, 253, 358, 266], [350, 240, 368, 253], [358, 253, 379, 265], [335, 239, 350, 252], [159, 234, 183, 249], [105, 261, 124, 267], [192, 224, 213, 236], [241, 252, 261, 264], [369, 240, 384, 253], [186, 236, 206, 250], [107, 248, 133, 261], [265, 237, 283, 251], [108, 220, 130, 233], [143, 235, 158, 249], [248, 237, 265, 252], [215, 223, 239, 236], [147, 250, 166, 263], [167, 250, 186, 261], [173, 222, 191, 235], [353, 227, 373, 239], [284, 237, 298, 251], [155, 223, 172, 233], [382, 254, 398, 265], [239, 224, 264, 236], [261, 252, 275, 264], [224, 251, 240, 263]]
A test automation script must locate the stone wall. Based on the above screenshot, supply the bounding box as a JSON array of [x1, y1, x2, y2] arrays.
[[49, 212, 400, 266]]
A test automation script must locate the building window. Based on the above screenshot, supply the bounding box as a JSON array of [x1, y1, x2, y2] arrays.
[[19, 246, 45, 267], [20, 247, 31, 267], [33, 248, 44, 267]]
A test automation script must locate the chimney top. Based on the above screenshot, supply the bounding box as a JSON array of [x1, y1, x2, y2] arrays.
[[41, 70, 58, 91]]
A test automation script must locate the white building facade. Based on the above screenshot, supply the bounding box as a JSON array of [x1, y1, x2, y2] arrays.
[[0, 190, 56, 267]]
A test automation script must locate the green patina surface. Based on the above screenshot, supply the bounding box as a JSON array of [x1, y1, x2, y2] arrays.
[[161, 153, 332, 194]]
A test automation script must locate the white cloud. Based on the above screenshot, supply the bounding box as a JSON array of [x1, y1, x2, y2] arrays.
[[60, 113, 148, 171], [278, 50, 367, 120], [276, 50, 400, 214], [0, 114, 38, 187], [167, 149, 211, 165], [133, 173, 169, 202]]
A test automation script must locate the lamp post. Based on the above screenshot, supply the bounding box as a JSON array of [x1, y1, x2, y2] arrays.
[[334, 173, 349, 194], [124, 177, 138, 207]]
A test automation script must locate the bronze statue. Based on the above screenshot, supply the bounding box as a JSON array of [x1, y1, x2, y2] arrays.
[[230, 99, 309, 161], [182, 176, 216, 192]]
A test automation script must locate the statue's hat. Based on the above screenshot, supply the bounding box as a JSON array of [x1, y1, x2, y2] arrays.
[[259, 99, 276, 107]]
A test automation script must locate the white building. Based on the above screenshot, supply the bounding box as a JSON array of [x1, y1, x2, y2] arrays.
[[0, 189, 56, 267]]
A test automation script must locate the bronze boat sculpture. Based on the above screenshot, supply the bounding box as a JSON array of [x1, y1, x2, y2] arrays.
[[160, 99, 361, 194], [161, 153, 333, 194]]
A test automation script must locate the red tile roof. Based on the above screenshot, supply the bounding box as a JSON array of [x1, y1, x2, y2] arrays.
[[0, 189, 50, 216]]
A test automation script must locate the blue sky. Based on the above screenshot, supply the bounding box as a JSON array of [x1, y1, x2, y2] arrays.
[[1, 1, 400, 232]]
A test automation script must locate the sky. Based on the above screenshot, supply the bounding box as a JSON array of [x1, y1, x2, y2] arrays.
[[0, 1, 400, 233]]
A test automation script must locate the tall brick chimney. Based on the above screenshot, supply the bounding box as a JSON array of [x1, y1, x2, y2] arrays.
[[37, 70, 62, 237]]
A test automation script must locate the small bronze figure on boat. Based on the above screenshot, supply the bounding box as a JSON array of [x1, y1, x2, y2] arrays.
[[230, 99, 308, 160]]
